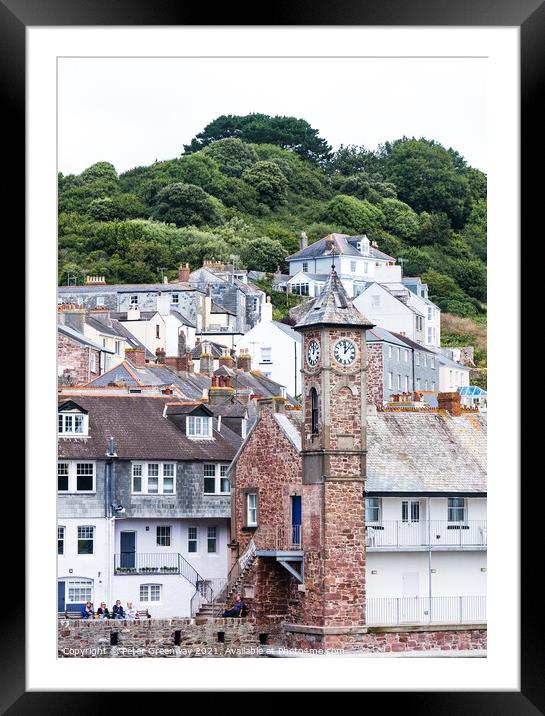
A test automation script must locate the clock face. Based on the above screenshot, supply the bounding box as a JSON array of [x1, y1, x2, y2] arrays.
[[307, 339, 320, 368], [333, 338, 356, 367]]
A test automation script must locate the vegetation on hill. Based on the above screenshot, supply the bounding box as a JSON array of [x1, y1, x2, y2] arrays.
[[441, 313, 487, 389], [58, 113, 487, 328]]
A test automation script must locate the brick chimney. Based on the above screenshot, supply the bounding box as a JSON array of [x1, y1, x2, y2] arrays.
[[178, 263, 190, 283], [237, 348, 252, 372], [437, 391, 462, 417], [125, 347, 147, 368], [273, 396, 286, 413], [208, 374, 235, 405], [199, 342, 214, 376], [155, 347, 166, 365], [57, 303, 86, 334], [85, 275, 107, 286], [219, 348, 234, 369]]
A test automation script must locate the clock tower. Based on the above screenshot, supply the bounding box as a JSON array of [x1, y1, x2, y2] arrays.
[[293, 266, 375, 639]]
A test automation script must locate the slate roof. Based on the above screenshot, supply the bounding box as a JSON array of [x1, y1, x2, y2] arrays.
[[191, 341, 229, 359], [58, 282, 195, 294], [58, 324, 114, 353], [366, 326, 410, 347], [271, 320, 302, 341], [390, 331, 436, 354], [436, 352, 471, 370], [170, 309, 196, 328], [270, 410, 486, 494], [57, 393, 241, 461], [287, 234, 395, 262], [294, 269, 374, 330]]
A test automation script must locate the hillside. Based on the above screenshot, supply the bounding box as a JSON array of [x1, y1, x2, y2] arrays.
[[58, 113, 487, 344]]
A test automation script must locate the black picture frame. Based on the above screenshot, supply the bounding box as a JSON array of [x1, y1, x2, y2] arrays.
[[7, 0, 537, 708]]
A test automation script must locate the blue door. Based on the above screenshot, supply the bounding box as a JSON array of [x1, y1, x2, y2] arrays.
[[120, 531, 136, 568], [291, 496, 302, 546], [57, 581, 65, 612]]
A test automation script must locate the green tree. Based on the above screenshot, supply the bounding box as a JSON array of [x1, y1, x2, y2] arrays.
[[321, 195, 385, 235], [184, 113, 332, 165], [202, 138, 258, 177], [151, 183, 225, 227], [241, 161, 288, 208], [379, 198, 419, 241], [239, 237, 287, 272], [417, 212, 453, 246]]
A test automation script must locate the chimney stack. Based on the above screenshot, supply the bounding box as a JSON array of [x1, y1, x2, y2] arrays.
[[208, 373, 235, 405], [299, 231, 308, 250], [219, 348, 234, 369], [237, 348, 252, 372], [437, 391, 462, 417], [85, 275, 107, 286], [57, 303, 86, 334], [125, 347, 147, 368], [199, 342, 214, 376], [178, 263, 190, 283]]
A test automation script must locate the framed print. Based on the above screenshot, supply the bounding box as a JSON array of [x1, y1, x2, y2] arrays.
[[4, 0, 539, 707]]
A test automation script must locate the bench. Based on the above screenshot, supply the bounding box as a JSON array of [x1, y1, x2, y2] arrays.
[[58, 610, 151, 620]]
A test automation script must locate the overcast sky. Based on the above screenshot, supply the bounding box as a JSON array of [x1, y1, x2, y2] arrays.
[[58, 57, 487, 176]]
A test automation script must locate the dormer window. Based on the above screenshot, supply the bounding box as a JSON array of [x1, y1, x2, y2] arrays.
[[58, 404, 88, 436], [187, 415, 212, 438]]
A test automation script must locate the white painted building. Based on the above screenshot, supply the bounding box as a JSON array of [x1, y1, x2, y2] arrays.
[[436, 352, 472, 392], [235, 298, 303, 396], [353, 282, 426, 345]]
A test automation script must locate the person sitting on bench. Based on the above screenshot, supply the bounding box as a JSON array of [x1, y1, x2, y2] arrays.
[[222, 593, 245, 618], [112, 600, 125, 619], [97, 602, 110, 619], [81, 601, 94, 619]]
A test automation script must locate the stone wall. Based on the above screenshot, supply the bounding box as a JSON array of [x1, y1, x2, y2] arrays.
[[283, 624, 487, 653], [58, 617, 272, 658], [366, 342, 384, 407], [58, 331, 100, 385]]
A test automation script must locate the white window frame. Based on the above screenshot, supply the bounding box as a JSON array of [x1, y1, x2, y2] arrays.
[[57, 461, 96, 494], [371, 295, 380, 308], [66, 579, 93, 604], [404, 349, 409, 362], [171, 293, 179, 305], [96, 296, 105, 306], [388, 372, 393, 389], [247, 493, 257, 527], [203, 464, 231, 495], [90, 352, 97, 373], [131, 462, 176, 495], [140, 584, 162, 604], [130, 295, 139, 306], [302, 262, 309, 273], [58, 526, 65, 555], [187, 415, 212, 438], [402, 500, 420, 523], [77, 525, 95, 555], [156, 525, 171, 547], [415, 352, 420, 366], [207, 525, 218, 553], [115, 340, 122, 355], [350, 260, 357, 273], [365, 497, 381, 524], [58, 411, 88, 436], [260, 346, 272, 364], [188, 526, 198, 553], [448, 497, 467, 523]]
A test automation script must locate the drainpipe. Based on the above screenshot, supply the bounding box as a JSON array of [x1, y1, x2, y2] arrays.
[[105, 437, 118, 610], [427, 497, 432, 622], [294, 340, 298, 397]]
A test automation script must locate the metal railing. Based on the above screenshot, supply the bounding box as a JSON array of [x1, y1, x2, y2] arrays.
[[366, 595, 486, 625], [365, 520, 487, 549], [114, 552, 180, 575], [253, 525, 302, 551]]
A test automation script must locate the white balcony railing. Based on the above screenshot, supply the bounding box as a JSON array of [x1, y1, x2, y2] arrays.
[[366, 595, 486, 625], [365, 520, 487, 549]]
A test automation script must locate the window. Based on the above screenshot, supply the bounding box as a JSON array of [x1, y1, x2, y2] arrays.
[[430, 357, 435, 369], [292, 283, 309, 296], [203, 464, 231, 495], [140, 584, 162, 603], [58, 526, 65, 555], [397, 374, 401, 390], [207, 526, 217, 553], [431, 382, 436, 391], [302, 262, 309, 273], [171, 293, 179, 305], [423, 355, 427, 368], [220, 465, 230, 494], [416, 378, 421, 390], [404, 349, 409, 362], [76, 463, 94, 491], [132, 463, 176, 495], [415, 352, 420, 366], [425, 380, 429, 390], [364, 262, 369, 273], [102, 338, 107, 348], [396, 348, 400, 361], [247, 493, 257, 526], [204, 464, 216, 494], [58, 463, 69, 492], [416, 316, 423, 331], [58, 412, 87, 435], [90, 352, 97, 373], [96, 296, 105, 306], [388, 346, 392, 359], [77, 526, 94, 555], [155, 324, 160, 339], [402, 501, 420, 523], [350, 260, 356, 273], [187, 415, 212, 438], [58, 462, 95, 493], [371, 295, 381, 308], [188, 527, 198, 553], [427, 328, 433, 344], [260, 347, 272, 364], [115, 340, 122, 355], [448, 498, 466, 522], [156, 526, 171, 547], [67, 579, 93, 604], [310, 387, 319, 435], [388, 372, 393, 389], [365, 497, 381, 523], [428, 307, 433, 320], [130, 295, 139, 306], [404, 375, 409, 392]]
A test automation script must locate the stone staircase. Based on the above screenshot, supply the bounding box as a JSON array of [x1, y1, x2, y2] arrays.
[[194, 546, 257, 620]]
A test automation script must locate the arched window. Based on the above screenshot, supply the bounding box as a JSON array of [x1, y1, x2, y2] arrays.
[[310, 388, 319, 435]]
